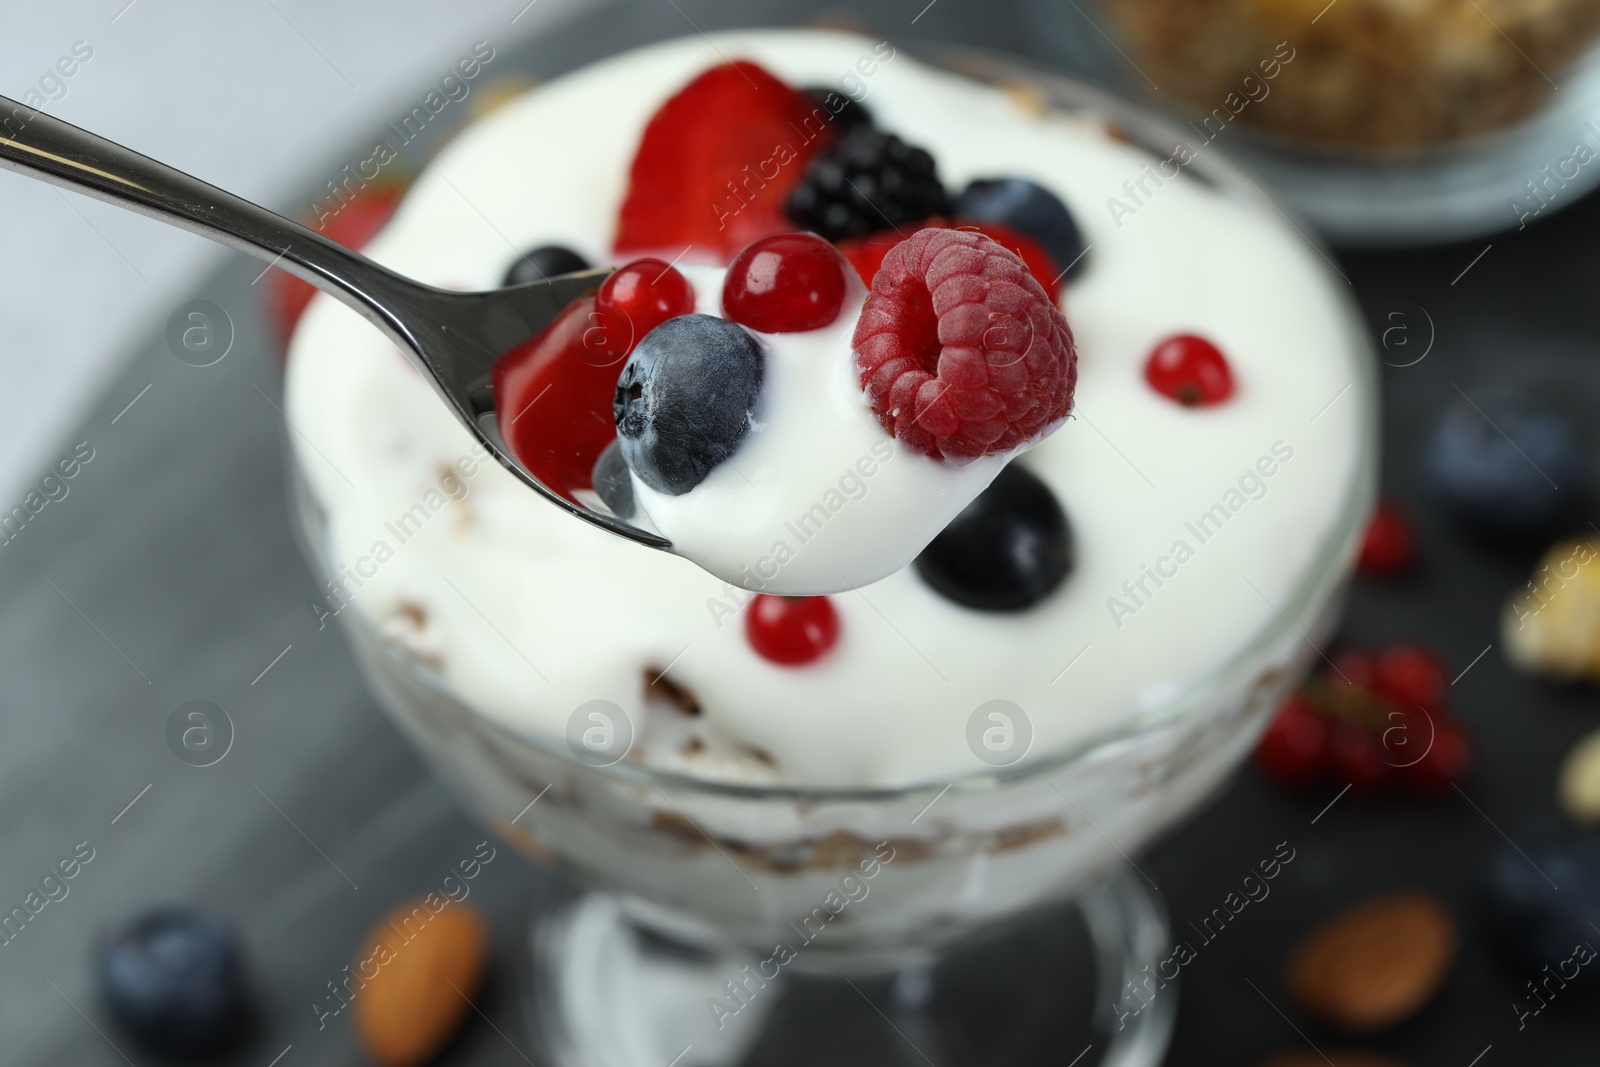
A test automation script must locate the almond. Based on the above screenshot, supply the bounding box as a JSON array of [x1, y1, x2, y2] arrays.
[[1287, 891, 1455, 1033], [352, 899, 489, 1067]]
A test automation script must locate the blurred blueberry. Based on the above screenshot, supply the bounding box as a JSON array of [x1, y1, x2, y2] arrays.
[[99, 908, 246, 1054], [952, 178, 1086, 280], [915, 464, 1074, 611], [1425, 391, 1577, 544], [1481, 827, 1600, 980], [501, 245, 590, 287]]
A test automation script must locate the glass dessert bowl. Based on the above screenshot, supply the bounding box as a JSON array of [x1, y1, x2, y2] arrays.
[[283, 29, 1376, 1067]]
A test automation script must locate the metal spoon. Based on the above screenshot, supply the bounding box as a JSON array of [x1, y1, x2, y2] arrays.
[[0, 94, 669, 551]]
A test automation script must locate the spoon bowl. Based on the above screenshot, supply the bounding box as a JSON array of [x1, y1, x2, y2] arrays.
[[0, 95, 668, 551]]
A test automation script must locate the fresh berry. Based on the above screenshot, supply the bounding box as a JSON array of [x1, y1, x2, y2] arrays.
[[838, 219, 1063, 298], [616, 62, 839, 261], [914, 464, 1074, 611], [593, 258, 697, 362], [1482, 827, 1600, 977], [493, 295, 616, 501], [952, 178, 1086, 280], [502, 244, 591, 286], [1328, 647, 1378, 692], [722, 232, 850, 333], [99, 908, 247, 1054], [1400, 713, 1471, 792], [613, 315, 764, 495], [786, 126, 949, 242], [1358, 500, 1417, 579], [1329, 718, 1393, 792], [1426, 390, 1576, 545], [854, 228, 1077, 461], [1255, 693, 1331, 785], [1373, 644, 1446, 713], [1143, 334, 1235, 406], [591, 439, 634, 519], [745, 594, 841, 665], [269, 181, 403, 343], [803, 87, 873, 133]]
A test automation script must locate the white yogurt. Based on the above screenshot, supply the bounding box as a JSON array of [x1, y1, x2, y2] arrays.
[[626, 264, 1013, 594], [284, 30, 1365, 789]]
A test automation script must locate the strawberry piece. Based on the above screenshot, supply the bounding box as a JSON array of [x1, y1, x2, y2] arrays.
[[838, 219, 1063, 299], [268, 182, 405, 346], [853, 227, 1076, 462], [615, 62, 839, 262], [492, 294, 619, 502]]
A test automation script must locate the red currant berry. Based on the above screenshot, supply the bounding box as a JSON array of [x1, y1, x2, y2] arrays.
[[1358, 500, 1417, 579], [722, 232, 848, 333], [1328, 647, 1377, 692], [1329, 719, 1393, 793], [1404, 716, 1471, 793], [1143, 334, 1235, 407], [1373, 644, 1447, 714], [1254, 694, 1331, 786], [590, 258, 696, 364], [745, 594, 840, 666]]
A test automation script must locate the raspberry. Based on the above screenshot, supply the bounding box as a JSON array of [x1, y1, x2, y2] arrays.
[[852, 228, 1076, 461]]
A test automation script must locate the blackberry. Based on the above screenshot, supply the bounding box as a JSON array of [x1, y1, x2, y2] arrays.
[[786, 127, 948, 242], [802, 87, 873, 133]]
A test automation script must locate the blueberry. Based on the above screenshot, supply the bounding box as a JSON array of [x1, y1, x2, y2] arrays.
[[914, 464, 1074, 611], [592, 438, 635, 519], [952, 178, 1087, 279], [1425, 390, 1577, 545], [613, 315, 764, 496], [1481, 827, 1600, 980], [98, 908, 247, 1053], [501, 245, 591, 287]]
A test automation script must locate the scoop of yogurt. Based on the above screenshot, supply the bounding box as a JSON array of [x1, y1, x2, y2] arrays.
[[608, 230, 1072, 594]]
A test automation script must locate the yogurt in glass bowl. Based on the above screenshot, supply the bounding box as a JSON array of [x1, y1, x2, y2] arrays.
[[283, 28, 1375, 1067]]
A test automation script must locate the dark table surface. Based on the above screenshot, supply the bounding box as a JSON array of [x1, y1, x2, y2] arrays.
[[3, 1, 1598, 1064]]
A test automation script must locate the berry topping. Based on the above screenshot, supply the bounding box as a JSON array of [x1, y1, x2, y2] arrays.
[[502, 244, 591, 286], [853, 227, 1077, 461], [99, 908, 247, 1054], [1253, 692, 1330, 786], [591, 439, 635, 519], [1357, 500, 1417, 579], [745, 594, 841, 665], [492, 295, 618, 502], [613, 314, 764, 495], [951, 178, 1087, 280], [803, 87, 873, 133], [1143, 334, 1235, 406], [1426, 390, 1576, 545], [722, 232, 850, 333], [593, 258, 697, 361], [838, 219, 1064, 298], [616, 62, 840, 261], [786, 126, 949, 242], [914, 464, 1074, 611]]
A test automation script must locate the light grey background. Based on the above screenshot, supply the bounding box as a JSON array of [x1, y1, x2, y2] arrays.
[[0, 0, 604, 506]]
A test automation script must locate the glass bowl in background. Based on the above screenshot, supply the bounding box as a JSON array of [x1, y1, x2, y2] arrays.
[[285, 47, 1377, 1067], [1022, 0, 1600, 245]]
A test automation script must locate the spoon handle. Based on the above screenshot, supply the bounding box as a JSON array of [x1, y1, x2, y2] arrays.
[[0, 95, 415, 340]]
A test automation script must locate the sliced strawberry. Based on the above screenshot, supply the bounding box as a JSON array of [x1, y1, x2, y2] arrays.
[[492, 294, 621, 502], [269, 181, 405, 346], [615, 61, 838, 262], [838, 218, 1063, 299]]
